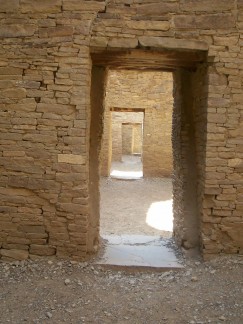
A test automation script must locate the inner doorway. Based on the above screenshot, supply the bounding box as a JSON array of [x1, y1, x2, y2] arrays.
[[110, 109, 144, 180], [100, 69, 174, 239]]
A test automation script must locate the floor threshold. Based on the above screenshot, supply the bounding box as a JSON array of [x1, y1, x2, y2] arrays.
[[95, 235, 183, 272]]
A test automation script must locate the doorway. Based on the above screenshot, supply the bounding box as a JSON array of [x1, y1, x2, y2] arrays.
[[110, 109, 144, 180], [89, 49, 208, 259]]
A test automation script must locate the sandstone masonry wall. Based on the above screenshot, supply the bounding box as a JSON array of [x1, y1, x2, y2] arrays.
[[0, 0, 243, 260]]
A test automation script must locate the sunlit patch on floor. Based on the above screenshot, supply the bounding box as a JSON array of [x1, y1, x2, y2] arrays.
[[146, 200, 173, 232], [110, 169, 143, 179]]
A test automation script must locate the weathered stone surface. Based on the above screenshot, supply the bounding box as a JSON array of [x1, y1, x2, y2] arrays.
[[180, 0, 234, 12], [220, 223, 243, 247], [0, 25, 36, 38], [0, 188, 32, 196], [90, 37, 108, 48], [63, 0, 105, 11], [39, 27, 74, 38], [57, 203, 88, 214], [228, 158, 243, 168], [0, 249, 29, 260], [58, 154, 85, 165], [108, 38, 138, 48], [126, 20, 170, 31], [0, 88, 26, 99], [138, 36, 208, 51], [0, 67, 23, 75], [174, 14, 235, 29], [29, 244, 56, 256], [137, 2, 178, 15], [36, 103, 75, 115], [21, 0, 61, 13], [0, 0, 19, 12], [19, 225, 46, 234]]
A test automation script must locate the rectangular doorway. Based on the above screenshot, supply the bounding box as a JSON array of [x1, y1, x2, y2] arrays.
[[110, 109, 144, 180], [100, 70, 174, 239], [89, 48, 208, 259]]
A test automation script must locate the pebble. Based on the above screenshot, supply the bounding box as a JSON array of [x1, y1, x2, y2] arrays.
[[46, 312, 52, 319], [219, 316, 226, 321], [64, 279, 71, 285]]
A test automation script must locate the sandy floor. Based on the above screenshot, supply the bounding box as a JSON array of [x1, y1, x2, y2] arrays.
[[110, 155, 143, 179], [100, 176, 173, 238]]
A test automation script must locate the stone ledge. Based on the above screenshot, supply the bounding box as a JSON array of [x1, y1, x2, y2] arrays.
[[138, 36, 209, 52], [108, 38, 138, 49]]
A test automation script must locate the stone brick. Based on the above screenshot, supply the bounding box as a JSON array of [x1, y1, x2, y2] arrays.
[[228, 158, 243, 168], [58, 154, 85, 165], [220, 223, 243, 247], [29, 244, 56, 256], [90, 37, 108, 47], [174, 14, 235, 29], [57, 203, 88, 214], [0, 88, 26, 99], [180, 0, 234, 12], [19, 225, 46, 234], [0, 25, 36, 38], [137, 2, 178, 15], [36, 103, 75, 116], [126, 20, 170, 31], [0, 249, 29, 260], [39, 27, 74, 38], [62, 0, 106, 12], [0, 0, 19, 12], [21, 0, 62, 13]]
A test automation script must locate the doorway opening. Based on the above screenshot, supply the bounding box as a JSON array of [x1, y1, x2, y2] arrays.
[[109, 108, 144, 180], [100, 69, 174, 239], [89, 48, 208, 266]]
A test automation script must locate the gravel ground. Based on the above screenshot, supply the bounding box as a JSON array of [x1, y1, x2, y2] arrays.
[[0, 255, 243, 324]]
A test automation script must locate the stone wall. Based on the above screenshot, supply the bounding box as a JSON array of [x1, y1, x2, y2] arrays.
[[100, 70, 173, 177], [0, 0, 243, 261]]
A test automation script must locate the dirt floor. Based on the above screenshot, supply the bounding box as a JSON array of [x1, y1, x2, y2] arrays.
[[0, 255, 243, 323], [100, 177, 173, 238]]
